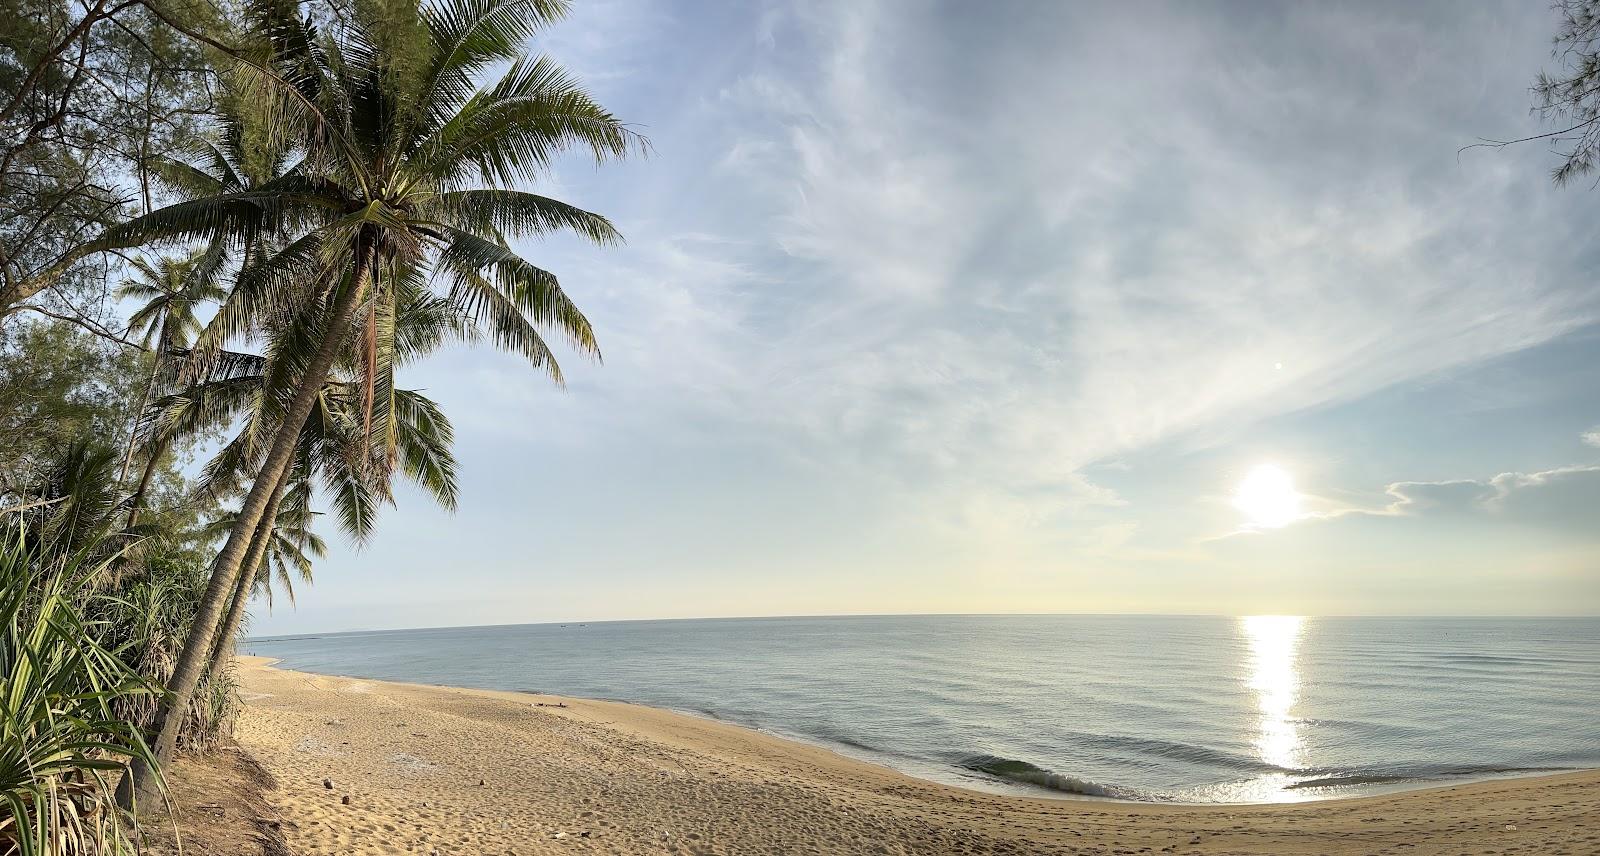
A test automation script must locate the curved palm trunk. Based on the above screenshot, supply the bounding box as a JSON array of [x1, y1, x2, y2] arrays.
[[118, 320, 171, 489], [124, 434, 168, 530], [120, 247, 372, 807], [205, 466, 291, 675]]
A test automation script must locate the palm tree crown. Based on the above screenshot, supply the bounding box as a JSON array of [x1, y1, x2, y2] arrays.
[[117, 253, 229, 354]]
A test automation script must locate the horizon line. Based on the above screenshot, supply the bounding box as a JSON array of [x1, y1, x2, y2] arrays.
[[245, 609, 1600, 640]]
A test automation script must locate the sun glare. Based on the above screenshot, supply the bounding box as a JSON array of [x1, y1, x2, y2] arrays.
[[1241, 615, 1306, 771], [1232, 464, 1303, 529]]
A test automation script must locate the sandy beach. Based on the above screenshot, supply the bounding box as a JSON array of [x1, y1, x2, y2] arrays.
[[229, 656, 1599, 855]]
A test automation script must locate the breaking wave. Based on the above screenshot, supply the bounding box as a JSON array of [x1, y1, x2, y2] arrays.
[[958, 755, 1131, 798]]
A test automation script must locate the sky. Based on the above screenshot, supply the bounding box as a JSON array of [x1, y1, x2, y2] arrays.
[[252, 0, 1600, 635]]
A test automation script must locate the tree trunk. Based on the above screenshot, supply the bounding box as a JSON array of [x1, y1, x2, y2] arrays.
[[206, 465, 291, 675], [124, 435, 167, 530], [0, 242, 104, 316], [118, 318, 170, 490], [119, 247, 371, 808]]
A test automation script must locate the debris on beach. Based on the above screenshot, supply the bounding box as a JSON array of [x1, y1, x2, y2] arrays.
[[323, 778, 334, 789]]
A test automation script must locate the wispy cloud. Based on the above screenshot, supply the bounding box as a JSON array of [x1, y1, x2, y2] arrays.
[[259, 1, 1600, 631], [1233, 462, 1600, 527], [613, 2, 1599, 521], [523, 0, 1599, 538]]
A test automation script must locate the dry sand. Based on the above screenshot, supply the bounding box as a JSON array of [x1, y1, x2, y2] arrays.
[[232, 656, 1599, 855]]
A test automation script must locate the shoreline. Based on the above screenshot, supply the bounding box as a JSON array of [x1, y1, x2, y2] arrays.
[[231, 655, 1600, 854], [238, 655, 1588, 808]]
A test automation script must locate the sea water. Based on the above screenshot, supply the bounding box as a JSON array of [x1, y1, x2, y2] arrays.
[[245, 614, 1600, 803]]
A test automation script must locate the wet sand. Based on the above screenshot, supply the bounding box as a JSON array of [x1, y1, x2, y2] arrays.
[[232, 656, 1599, 855]]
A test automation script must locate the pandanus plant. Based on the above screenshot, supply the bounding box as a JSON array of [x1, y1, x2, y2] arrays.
[[0, 540, 157, 855], [106, 0, 637, 801]]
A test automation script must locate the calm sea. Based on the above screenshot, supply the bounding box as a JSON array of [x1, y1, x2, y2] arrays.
[[244, 615, 1600, 803]]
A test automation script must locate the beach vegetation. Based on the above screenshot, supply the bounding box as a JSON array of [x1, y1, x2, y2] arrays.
[[0, 539, 156, 856], [108, 0, 638, 802], [2, 0, 636, 844]]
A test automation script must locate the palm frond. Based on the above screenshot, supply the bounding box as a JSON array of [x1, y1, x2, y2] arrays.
[[434, 226, 597, 356], [433, 188, 620, 244], [410, 53, 641, 190]]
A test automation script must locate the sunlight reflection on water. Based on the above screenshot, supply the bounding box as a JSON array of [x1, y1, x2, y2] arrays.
[[1235, 615, 1308, 801]]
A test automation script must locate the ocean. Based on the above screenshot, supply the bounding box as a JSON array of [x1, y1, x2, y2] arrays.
[[244, 614, 1600, 803]]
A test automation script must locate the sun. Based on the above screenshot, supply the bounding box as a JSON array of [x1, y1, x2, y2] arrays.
[[1232, 464, 1303, 529]]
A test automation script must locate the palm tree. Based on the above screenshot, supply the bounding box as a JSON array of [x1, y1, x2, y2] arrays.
[[200, 478, 326, 611], [0, 440, 127, 561], [109, 0, 637, 800], [195, 377, 459, 674], [137, 342, 460, 674], [120, 254, 225, 357], [131, 266, 466, 682], [115, 252, 227, 528], [149, 264, 466, 674]]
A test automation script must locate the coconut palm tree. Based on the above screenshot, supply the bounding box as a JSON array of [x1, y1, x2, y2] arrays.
[[200, 477, 325, 610], [115, 252, 228, 528], [120, 254, 226, 357], [196, 377, 459, 674], [108, 0, 637, 799], [140, 342, 460, 675], [0, 440, 128, 561], [129, 254, 468, 685]]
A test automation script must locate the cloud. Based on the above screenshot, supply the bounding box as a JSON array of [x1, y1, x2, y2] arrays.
[[710, 5, 1587, 470], [1267, 464, 1600, 545], [666, 1, 1600, 525], [437, 2, 1600, 548], [1204, 460, 1600, 545], [1382, 479, 1498, 514], [255, 1, 1600, 632], [1584, 427, 1600, 448], [1384, 465, 1600, 518]]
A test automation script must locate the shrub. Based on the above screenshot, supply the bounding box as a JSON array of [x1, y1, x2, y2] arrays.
[[0, 539, 158, 855]]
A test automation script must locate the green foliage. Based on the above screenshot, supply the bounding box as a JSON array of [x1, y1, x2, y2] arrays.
[[96, 551, 238, 752], [0, 0, 216, 312], [201, 479, 326, 607], [2, 440, 128, 562], [117, 252, 230, 353], [106, 0, 637, 547], [3, 0, 637, 825], [0, 539, 156, 856], [1533, 1, 1600, 185], [0, 322, 141, 495], [0, 433, 237, 751]]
